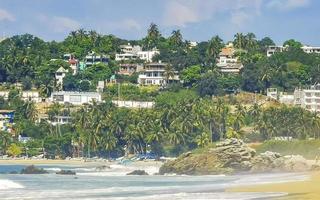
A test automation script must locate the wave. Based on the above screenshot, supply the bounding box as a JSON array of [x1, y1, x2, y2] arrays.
[[0, 179, 24, 190], [43, 167, 62, 172]]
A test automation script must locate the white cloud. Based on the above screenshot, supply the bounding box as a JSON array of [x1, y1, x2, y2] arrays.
[[267, 0, 310, 11], [162, 0, 263, 27], [163, 1, 200, 27], [37, 15, 81, 33], [0, 8, 15, 21], [51, 16, 81, 33]]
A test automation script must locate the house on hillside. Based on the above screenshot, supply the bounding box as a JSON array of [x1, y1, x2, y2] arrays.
[[217, 44, 243, 73], [85, 51, 108, 67], [0, 110, 14, 133], [55, 67, 68, 88], [137, 62, 180, 85], [118, 63, 143, 75], [267, 45, 320, 57], [0, 91, 42, 102], [50, 91, 102, 105], [115, 43, 159, 62]]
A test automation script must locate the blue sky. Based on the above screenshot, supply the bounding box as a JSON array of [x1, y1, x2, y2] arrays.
[[0, 0, 319, 45]]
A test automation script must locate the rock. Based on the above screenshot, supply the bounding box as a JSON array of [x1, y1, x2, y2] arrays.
[[20, 165, 48, 174], [9, 171, 18, 174], [126, 170, 149, 175], [159, 138, 320, 175], [56, 170, 76, 175]]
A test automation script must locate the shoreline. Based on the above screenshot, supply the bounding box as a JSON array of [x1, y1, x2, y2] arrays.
[[227, 172, 320, 200], [0, 159, 164, 167]]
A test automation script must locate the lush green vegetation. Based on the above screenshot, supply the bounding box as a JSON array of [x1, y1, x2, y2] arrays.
[[1, 24, 320, 158], [1, 88, 320, 158]]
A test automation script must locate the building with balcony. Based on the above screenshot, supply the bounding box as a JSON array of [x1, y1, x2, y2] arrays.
[[115, 43, 159, 62], [294, 85, 320, 112], [85, 51, 108, 67], [267, 45, 320, 57], [217, 45, 243, 73], [50, 91, 102, 105], [137, 62, 179, 85]]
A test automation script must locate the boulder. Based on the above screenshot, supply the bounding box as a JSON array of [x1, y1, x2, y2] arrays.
[[159, 139, 320, 175], [56, 170, 76, 175], [20, 165, 48, 174], [126, 170, 149, 175]]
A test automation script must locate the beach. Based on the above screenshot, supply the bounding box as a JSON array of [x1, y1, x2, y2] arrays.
[[228, 172, 320, 199]]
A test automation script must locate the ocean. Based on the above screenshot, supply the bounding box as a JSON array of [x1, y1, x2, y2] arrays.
[[0, 164, 308, 200]]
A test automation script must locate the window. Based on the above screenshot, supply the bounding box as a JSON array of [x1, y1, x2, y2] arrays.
[[53, 95, 64, 102]]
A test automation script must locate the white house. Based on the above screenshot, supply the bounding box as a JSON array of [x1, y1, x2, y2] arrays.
[[85, 51, 108, 67], [0, 91, 42, 102], [50, 91, 102, 105], [268, 84, 320, 112], [266, 46, 286, 57], [137, 62, 179, 85], [115, 43, 159, 62], [136, 50, 159, 62], [217, 45, 243, 73], [55, 67, 68, 88], [293, 85, 320, 112], [267, 45, 320, 57]]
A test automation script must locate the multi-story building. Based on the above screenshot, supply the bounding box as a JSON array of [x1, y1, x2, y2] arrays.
[[115, 43, 159, 62], [85, 51, 108, 67], [137, 62, 179, 85], [268, 85, 320, 112], [0, 110, 14, 133], [217, 45, 243, 73], [267, 45, 320, 57], [50, 91, 102, 105], [294, 85, 320, 112]]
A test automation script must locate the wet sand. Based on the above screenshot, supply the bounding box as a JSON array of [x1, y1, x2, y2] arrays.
[[228, 172, 320, 200]]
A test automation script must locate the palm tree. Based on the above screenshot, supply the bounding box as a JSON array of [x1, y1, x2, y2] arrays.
[[206, 36, 224, 66], [77, 28, 87, 39], [234, 33, 245, 49], [0, 131, 11, 155], [102, 132, 117, 159], [169, 30, 183, 47]]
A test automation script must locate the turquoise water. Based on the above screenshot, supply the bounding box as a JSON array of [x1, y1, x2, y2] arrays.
[[0, 164, 307, 200]]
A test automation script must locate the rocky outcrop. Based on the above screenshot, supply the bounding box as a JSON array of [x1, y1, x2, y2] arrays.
[[20, 165, 48, 174], [159, 139, 320, 175], [126, 170, 149, 175]]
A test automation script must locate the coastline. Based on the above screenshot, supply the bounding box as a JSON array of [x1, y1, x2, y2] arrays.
[[0, 159, 164, 168], [227, 172, 320, 200]]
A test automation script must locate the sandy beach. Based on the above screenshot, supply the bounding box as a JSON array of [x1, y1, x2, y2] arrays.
[[228, 172, 320, 199]]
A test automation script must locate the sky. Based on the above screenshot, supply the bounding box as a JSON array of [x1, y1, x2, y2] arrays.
[[0, 0, 319, 45]]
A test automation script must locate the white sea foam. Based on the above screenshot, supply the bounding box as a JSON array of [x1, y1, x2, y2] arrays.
[[43, 168, 62, 172], [0, 179, 24, 190]]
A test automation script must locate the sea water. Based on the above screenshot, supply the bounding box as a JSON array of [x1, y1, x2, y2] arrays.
[[0, 164, 308, 200]]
